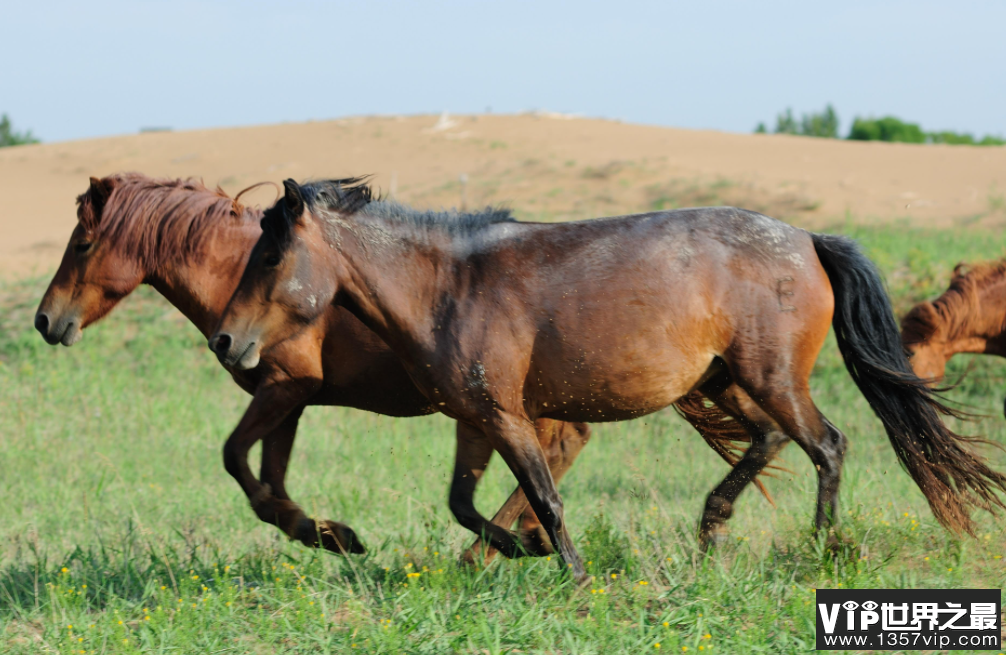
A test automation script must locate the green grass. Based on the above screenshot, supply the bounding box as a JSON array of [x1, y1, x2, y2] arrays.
[[2, 223, 1006, 654]]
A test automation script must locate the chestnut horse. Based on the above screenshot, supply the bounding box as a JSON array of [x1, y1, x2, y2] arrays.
[[902, 260, 1006, 414], [33, 174, 752, 562], [212, 178, 1006, 582]]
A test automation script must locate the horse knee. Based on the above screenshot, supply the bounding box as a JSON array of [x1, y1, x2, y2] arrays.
[[222, 441, 244, 480]]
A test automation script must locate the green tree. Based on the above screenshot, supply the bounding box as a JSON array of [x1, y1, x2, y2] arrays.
[[928, 130, 1005, 146], [801, 104, 839, 138], [848, 116, 925, 143], [0, 114, 40, 147], [928, 130, 975, 145], [774, 108, 799, 135], [757, 105, 839, 138]]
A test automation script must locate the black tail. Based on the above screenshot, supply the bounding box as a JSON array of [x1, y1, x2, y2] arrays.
[[812, 233, 1006, 535]]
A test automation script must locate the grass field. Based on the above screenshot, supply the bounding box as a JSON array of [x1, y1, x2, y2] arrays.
[[2, 221, 1006, 654]]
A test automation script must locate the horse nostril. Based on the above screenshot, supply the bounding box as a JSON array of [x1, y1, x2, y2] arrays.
[[34, 313, 50, 335], [209, 333, 232, 356]]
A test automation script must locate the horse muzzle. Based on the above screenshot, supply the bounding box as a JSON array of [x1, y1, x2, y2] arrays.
[[208, 331, 261, 370], [34, 311, 83, 346]]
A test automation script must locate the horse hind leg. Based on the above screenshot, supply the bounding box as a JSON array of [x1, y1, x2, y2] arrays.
[[673, 389, 781, 502], [733, 368, 848, 541], [696, 372, 792, 550]]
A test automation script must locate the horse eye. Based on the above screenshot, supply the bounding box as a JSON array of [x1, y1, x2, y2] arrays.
[[263, 253, 281, 268], [74, 242, 93, 254]]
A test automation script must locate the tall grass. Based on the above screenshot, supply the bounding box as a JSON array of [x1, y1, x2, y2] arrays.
[[1, 223, 1005, 653]]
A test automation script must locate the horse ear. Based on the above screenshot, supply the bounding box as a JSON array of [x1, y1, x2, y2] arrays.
[[282, 179, 305, 222], [78, 176, 115, 228], [88, 176, 114, 209]]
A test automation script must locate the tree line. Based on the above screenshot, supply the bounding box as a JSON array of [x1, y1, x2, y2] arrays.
[[0, 114, 39, 147], [755, 105, 1004, 146]]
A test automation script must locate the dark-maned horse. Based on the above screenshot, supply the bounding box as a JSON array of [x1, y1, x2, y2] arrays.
[[33, 174, 755, 563], [34, 174, 590, 560], [211, 178, 1006, 582], [902, 260, 1006, 414]]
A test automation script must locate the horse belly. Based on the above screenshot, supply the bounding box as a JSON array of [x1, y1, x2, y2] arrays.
[[530, 338, 715, 423]]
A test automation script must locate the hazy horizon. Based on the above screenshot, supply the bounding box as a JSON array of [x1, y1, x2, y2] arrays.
[[4, 0, 1004, 144]]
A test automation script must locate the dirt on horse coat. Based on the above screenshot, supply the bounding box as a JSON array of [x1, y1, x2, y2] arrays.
[[33, 174, 752, 563], [212, 178, 1006, 582]]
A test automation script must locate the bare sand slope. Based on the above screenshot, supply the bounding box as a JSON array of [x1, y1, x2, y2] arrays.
[[2, 113, 1005, 277]]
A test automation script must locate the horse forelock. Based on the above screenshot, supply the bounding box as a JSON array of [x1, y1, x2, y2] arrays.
[[80, 173, 262, 271], [259, 199, 297, 250]]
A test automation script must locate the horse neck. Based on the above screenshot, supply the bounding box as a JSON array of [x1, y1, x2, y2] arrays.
[[332, 224, 448, 355], [146, 220, 261, 338]]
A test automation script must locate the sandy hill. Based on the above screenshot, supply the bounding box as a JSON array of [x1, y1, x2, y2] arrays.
[[2, 112, 1005, 278]]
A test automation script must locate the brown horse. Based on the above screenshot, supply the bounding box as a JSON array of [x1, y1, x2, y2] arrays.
[[34, 174, 593, 560], [33, 174, 752, 562], [902, 261, 1006, 413], [212, 178, 1006, 582]]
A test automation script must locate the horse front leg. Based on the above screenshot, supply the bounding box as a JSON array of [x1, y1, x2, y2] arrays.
[[223, 375, 361, 554], [449, 422, 553, 561], [461, 420, 591, 566], [452, 412, 587, 583], [256, 406, 365, 554]]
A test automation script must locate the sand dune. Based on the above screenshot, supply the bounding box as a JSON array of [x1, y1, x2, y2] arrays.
[[2, 113, 1005, 277]]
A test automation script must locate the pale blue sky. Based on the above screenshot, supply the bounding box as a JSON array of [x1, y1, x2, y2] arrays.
[[3, 0, 1004, 143]]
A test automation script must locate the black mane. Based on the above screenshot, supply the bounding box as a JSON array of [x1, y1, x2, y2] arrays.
[[261, 178, 515, 248]]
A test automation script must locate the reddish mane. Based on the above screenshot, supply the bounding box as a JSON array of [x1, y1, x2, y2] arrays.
[[902, 260, 1006, 345], [76, 173, 263, 271]]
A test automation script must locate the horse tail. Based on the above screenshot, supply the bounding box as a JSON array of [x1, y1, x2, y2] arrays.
[[811, 232, 1006, 535]]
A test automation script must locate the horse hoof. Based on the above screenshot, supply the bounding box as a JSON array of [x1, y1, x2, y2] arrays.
[[698, 523, 730, 552], [518, 526, 555, 557], [824, 531, 856, 555], [458, 548, 478, 568], [317, 520, 366, 555]]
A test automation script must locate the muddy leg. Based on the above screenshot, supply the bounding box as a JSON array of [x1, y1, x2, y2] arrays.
[[755, 392, 847, 536]]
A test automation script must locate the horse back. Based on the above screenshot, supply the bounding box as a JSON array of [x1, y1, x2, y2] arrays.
[[481, 208, 833, 420]]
